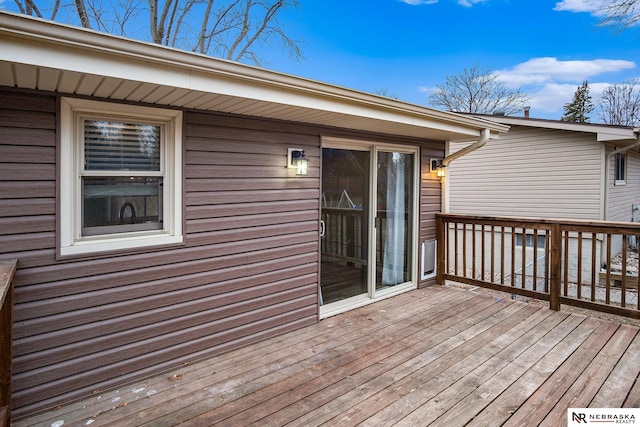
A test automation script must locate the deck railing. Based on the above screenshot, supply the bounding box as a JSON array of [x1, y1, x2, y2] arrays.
[[0, 259, 16, 427], [436, 214, 640, 319]]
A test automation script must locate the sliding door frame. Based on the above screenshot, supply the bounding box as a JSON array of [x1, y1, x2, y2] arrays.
[[320, 136, 420, 319]]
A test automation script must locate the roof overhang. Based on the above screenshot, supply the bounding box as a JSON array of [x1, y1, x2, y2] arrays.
[[0, 11, 507, 143], [473, 115, 638, 144]]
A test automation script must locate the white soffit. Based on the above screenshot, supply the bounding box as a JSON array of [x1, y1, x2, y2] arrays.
[[0, 11, 507, 142]]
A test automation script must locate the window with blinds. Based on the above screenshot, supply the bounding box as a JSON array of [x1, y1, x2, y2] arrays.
[[60, 97, 183, 257], [82, 119, 164, 236]]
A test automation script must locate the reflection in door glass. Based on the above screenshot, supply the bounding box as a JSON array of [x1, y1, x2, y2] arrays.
[[320, 148, 370, 305], [376, 151, 413, 290]]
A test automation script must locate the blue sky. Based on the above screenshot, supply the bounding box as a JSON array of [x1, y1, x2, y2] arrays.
[[259, 0, 640, 121], [2, 0, 639, 121]]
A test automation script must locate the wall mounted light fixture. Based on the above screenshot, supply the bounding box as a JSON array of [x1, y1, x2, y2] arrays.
[[430, 159, 446, 177], [288, 148, 309, 176]]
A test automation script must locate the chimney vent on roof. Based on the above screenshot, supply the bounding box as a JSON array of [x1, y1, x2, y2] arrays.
[[524, 106, 530, 118], [492, 110, 505, 116]]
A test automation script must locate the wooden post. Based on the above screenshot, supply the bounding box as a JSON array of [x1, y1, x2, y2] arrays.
[[0, 260, 16, 427], [549, 224, 561, 311], [436, 215, 445, 285]]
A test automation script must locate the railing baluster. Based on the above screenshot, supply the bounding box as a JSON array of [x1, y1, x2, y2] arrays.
[[521, 227, 527, 289], [533, 229, 538, 291], [472, 223, 476, 279], [454, 222, 459, 276], [563, 230, 569, 296], [606, 234, 612, 305], [549, 223, 561, 311], [500, 226, 505, 285], [545, 230, 550, 293], [481, 224, 486, 281], [591, 234, 597, 302], [511, 227, 516, 288], [577, 232, 582, 300], [621, 235, 627, 308], [491, 225, 495, 283]]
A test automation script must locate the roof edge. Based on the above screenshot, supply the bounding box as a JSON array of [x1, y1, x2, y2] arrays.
[[0, 11, 508, 136]]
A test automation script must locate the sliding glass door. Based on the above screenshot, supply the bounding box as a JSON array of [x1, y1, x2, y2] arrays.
[[320, 147, 370, 305], [376, 150, 414, 291], [320, 139, 418, 317]]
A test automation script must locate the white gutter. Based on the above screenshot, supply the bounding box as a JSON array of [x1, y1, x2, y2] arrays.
[[441, 128, 492, 213], [603, 133, 640, 220], [442, 128, 491, 167]]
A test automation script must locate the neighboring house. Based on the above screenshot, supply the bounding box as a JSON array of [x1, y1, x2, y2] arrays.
[[0, 12, 507, 418], [446, 113, 640, 284]]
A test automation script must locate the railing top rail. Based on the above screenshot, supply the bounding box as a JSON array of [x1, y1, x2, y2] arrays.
[[0, 259, 17, 307], [437, 213, 640, 233]]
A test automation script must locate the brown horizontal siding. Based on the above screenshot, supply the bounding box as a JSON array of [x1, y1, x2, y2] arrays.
[[0, 127, 56, 147], [0, 109, 56, 129], [1, 88, 444, 418], [14, 242, 318, 313], [16, 303, 317, 414], [0, 182, 55, 199], [186, 188, 318, 206], [1, 90, 323, 417], [14, 283, 318, 387], [14, 265, 318, 356], [419, 146, 444, 286], [0, 199, 55, 217]]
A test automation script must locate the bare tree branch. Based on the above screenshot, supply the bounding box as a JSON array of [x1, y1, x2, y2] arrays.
[[75, 0, 92, 28], [599, 0, 640, 30], [12, 0, 303, 66], [597, 79, 640, 126], [428, 65, 529, 115], [231, 0, 283, 62]]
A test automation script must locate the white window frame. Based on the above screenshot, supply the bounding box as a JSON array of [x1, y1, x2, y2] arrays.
[[60, 98, 183, 256], [615, 152, 626, 185]]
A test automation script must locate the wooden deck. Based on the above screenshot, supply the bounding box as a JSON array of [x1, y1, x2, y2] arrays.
[[15, 286, 640, 427]]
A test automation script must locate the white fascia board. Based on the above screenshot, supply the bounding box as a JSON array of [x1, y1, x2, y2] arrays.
[[478, 115, 635, 142], [0, 11, 508, 139]]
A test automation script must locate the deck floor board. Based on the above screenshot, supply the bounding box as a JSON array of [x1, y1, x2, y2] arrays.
[[13, 286, 640, 427]]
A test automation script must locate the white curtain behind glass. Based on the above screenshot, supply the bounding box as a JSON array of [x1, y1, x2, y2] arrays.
[[382, 152, 406, 285]]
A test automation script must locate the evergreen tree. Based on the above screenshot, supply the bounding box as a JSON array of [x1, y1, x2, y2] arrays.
[[562, 81, 594, 123]]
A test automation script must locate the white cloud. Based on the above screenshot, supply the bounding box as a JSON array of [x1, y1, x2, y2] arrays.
[[418, 57, 637, 118], [496, 57, 636, 87], [526, 81, 614, 116], [398, 0, 438, 4], [553, 0, 606, 14], [418, 86, 436, 94], [458, 0, 487, 7], [398, 0, 486, 5]]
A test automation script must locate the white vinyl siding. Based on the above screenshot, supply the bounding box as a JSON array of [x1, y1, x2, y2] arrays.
[[448, 126, 603, 220], [607, 147, 640, 222]]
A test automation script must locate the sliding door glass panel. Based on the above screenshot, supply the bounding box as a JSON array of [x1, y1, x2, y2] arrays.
[[376, 151, 414, 291], [320, 148, 370, 305]]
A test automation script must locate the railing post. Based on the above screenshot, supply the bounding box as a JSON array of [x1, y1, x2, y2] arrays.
[[0, 260, 16, 427], [436, 215, 445, 285], [549, 224, 561, 311]]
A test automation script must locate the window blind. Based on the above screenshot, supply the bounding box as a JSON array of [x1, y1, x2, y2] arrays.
[[84, 120, 161, 171]]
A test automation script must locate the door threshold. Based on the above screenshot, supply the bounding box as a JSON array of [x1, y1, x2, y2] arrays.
[[319, 294, 371, 319]]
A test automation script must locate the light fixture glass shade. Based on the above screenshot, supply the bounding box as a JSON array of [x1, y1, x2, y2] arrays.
[[290, 149, 309, 176]]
